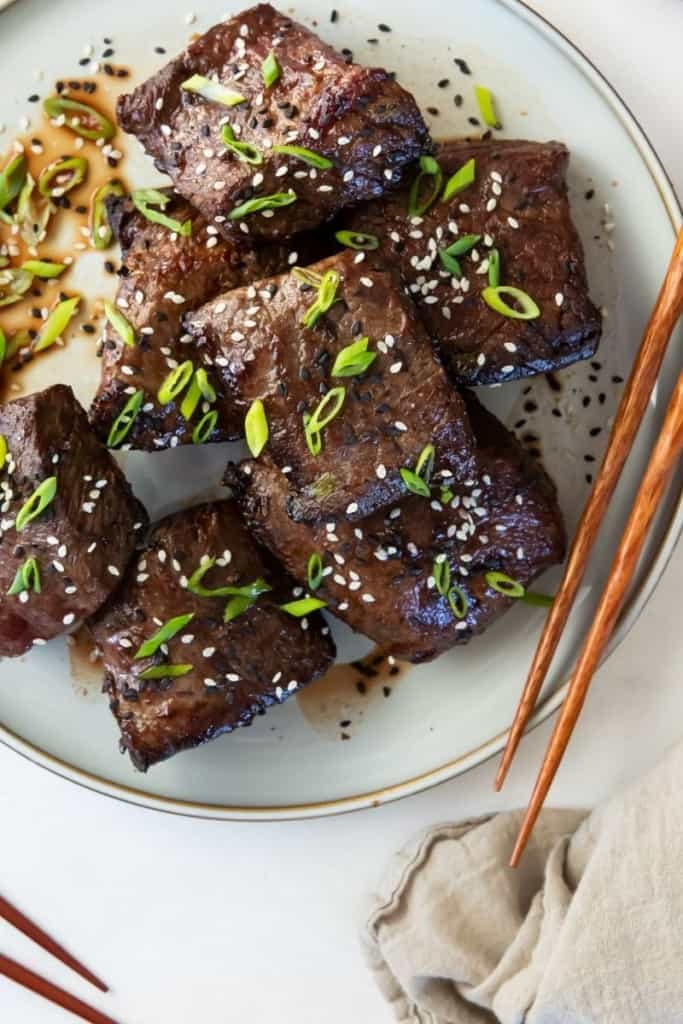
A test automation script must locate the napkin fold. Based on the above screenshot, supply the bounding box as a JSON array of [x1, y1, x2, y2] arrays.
[[362, 741, 683, 1023]]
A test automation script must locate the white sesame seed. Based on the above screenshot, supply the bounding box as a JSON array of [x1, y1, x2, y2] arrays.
[[555, 292, 564, 307], [507, 216, 519, 229], [389, 361, 403, 374], [346, 502, 358, 515], [108, 565, 120, 577], [202, 646, 215, 658], [361, 593, 376, 604], [486, 198, 497, 212], [376, 464, 386, 479], [503, 342, 517, 353]]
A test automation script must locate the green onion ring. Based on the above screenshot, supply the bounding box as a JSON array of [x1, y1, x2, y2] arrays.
[[158, 360, 194, 405], [181, 75, 245, 107], [43, 96, 115, 141], [33, 296, 80, 352], [307, 553, 324, 591], [442, 157, 476, 202], [15, 477, 57, 532], [192, 410, 218, 445], [90, 180, 125, 249], [334, 229, 380, 251], [448, 585, 469, 619], [433, 556, 451, 597], [485, 571, 525, 598], [481, 285, 540, 320], [7, 557, 41, 597], [272, 144, 332, 170], [221, 124, 263, 165], [107, 389, 144, 448], [487, 248, 501, 288], [408, 155, 443, 217], [331, 336, 376, 378], [38, 156, 88, 198]]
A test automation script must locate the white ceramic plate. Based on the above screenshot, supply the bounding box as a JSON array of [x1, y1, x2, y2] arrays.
[[0, 0, 681, 819]]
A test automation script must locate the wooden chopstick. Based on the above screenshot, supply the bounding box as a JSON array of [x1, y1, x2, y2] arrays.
[[0, 894, 108, 992], [0, 955, 119, 1024], [509, 368, 683, 866], [495, 226, 683, 792]]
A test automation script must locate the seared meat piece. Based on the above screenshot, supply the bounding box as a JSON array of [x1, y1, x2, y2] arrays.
[[343, 139, 601, 385], [187, 250, 476, 522], [227, 392, 566, 662], [0, 385, 146, 657], [117, 3, 428, 242], [89, 191, 326, 451], [90, 500, 334, 770]]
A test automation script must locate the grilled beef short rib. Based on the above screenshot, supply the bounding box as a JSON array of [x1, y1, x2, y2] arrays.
[[187, 249, 476, 522], [90, 500, 335, 770], [117, 3, 429, 241], [89, 191, 329, 451], [227, 392, 566, 662], [0, 385, 146, 657], [343, 139, 602, 385]]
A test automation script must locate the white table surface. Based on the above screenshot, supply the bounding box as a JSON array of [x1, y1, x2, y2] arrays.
[[1, 1, 682, 1020]]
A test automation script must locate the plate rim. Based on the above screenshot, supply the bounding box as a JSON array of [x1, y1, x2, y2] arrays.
[[1, 0, 681, 820]]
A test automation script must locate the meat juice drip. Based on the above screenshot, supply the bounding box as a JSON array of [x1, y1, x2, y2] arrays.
[[296, 646, 407, 740], [67, 625, 103, 694], [0, 77, 129, 402]]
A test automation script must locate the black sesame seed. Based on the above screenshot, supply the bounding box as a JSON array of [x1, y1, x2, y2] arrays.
[[339, 719, 351, 728], [585, 473, 593, 484], [427, 106, 439, 116], [598, 392, 606, 405], [612, 375, 623, 384], [382, 686, 391, 697], [454, 57, 472, 75], [366, 37, 378, 44], [56, 81, 64, 93], [104, 260, 115, 274], [102, 47, 114, 58], [438, 78, 450, 88], [582, 395, 591, 408], [454, 93, 463, 107], [585, 188, 595, 200], [103, 36, 112, 44], [468, 116, 480, 127], [28, 94, 39, 103], [83, 81, 97, 94], [82, 323, 96, 334], [378, 22, 391, 31], [116, 68, 129, 78], [78, 57, 90, 66], [75, 204, 87, 214], [330, 9, 338, 22], [551, 408, 562, 418], [584, 454, 596, 463], [154, 46, 166, 54], [589, 427, 602, 437]]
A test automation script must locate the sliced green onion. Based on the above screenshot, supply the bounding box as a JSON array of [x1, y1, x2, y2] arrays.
[[482, 285, 540, 321], [334, 229, 379, 251], [245, 399, 269, 457], [188, 560, 270, 601], [43, 96, 115, 141], [220, 123, 263, 165], [38, 156, 88, 197], [196, 369, 216, 402], [439, 235, 481, 277], [107, 389, 144, 448], [439, 251, 461, 277], [408, 155, 443, 217], [104, 300, 136, 348], [158, 360, 194, 405], [487, 248, 500, 288], [0, 268, 34, 308], [15, 477, 57, 532], [292, 266, 322, 288], [20, 260, 66, 279], [415, 443, 435, 481], [433, 556, 451, 597], [331, 336, 376, 378], [400, 443, 435, 498], [180, 368, 215, 421], [90, 180, 125, 249], [271, 144, 332, 170], [307, 553, 324, 591], [400, 468, 430, 497], [0, 434, 7, 471], [448, 585, 469, 619], [181, 75, 246, 107], [135, 612, 195, 660], [34, 296, 80, 352], [192, 410, 218, 444], [261, 51, 281, 88], [521, 590, 554, 608], [301, 268, 341, 328], [7, 557, 41, 597], [132, 188, 192, 236], [228, 191, 297, 220], [139, 663, 193, 680], [223, 579, 271, 622], [303, 386, 345, 455], [485, 571, 525, 598], [14, 174, 52, 247], [440, 486, 454, 505], [442, 157, 476, 202], [279, 597, 327, 617], [444, 233, 481, 257], [0, 153, 27, 212], [474, 84, 501, 129]]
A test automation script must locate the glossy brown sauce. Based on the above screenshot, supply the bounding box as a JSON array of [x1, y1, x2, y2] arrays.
[[296, 646, 408, 739], [0, 76, 130, 400], [67, 624, 103, 695]]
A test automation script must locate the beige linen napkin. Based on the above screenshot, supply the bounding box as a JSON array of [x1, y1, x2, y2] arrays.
[[362, 741, 683, 1023]]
